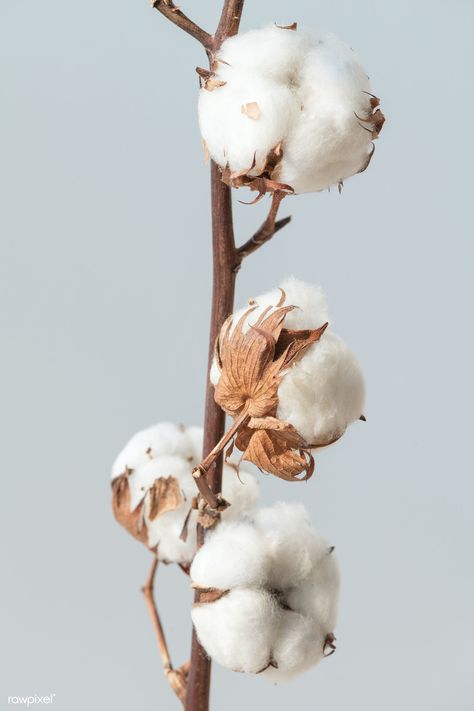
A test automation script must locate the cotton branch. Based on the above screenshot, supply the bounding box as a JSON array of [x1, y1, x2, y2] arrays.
[[235, 191, 291, 270], [142, 557, 189, 705], [152, 0, 213, 50]]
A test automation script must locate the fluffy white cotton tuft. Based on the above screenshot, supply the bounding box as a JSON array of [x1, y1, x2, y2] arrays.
[[211, 278, 365, 447], [191, 519, 269, 590], [191, 502, 339, 680], [192, 589, 280, 674], [111, 422, 195, 479], [111, 423, 258, 564], [198, 26, 383, 194]]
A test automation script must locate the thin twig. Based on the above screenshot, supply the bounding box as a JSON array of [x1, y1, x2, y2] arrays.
[[152, 0, 213, 49], [192, 411, 249, 510], [235, 191, 291, 269], [142, 557, 188, 705]]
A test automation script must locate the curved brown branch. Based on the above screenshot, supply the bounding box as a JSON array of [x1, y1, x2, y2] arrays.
[[142, 557, 189, 705], [152, 0, 213, 49], [235, 191, 291, 269]]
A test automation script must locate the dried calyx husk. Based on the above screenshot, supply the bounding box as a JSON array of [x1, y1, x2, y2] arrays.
[[193, 289, 329, 492], [193, 279, 366, 508], [216, 290, 329, 479], [111, 423, 259, 562]]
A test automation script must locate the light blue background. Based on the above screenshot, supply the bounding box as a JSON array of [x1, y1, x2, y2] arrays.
[[1, 1, 473, 709]]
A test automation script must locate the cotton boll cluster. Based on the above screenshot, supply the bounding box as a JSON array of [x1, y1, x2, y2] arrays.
[[199, 26, 384, 195], [211, 277, 365, 448], [111, 423, 258, 564], [191, 502, 339, 679]]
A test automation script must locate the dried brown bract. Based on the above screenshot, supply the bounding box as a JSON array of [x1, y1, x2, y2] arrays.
[[111, 473, 183, 547], [111, 473, 149, 545], [221, 143, 294, 203], [355, 93, 385, 174]]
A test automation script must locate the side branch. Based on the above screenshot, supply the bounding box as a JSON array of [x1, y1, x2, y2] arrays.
[[142, 557, 189, 705], [235, 191, 291, 270], [215, 0, 245, 46], [152, 0, 213, 49]]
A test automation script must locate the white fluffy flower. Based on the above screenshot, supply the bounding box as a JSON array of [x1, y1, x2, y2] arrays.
[[211, 277, 365, 447], [191, 502, 339, 680], [199, 25, 384, 195], [111, 424, 259, 564]]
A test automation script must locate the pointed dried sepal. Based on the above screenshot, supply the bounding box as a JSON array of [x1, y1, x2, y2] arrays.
[[275, 22, 297, 31], [111, 474, 149, 545], [148, 476, 183, 521], [221, 143, 294, 202]]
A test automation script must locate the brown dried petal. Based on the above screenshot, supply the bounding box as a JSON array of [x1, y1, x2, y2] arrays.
[[148, 476, 183, 521], [241, 428, 314, 481], [204, 78, 227, 91], [111, 475, 149, 545]]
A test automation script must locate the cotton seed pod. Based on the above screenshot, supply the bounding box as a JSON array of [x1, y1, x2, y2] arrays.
[[111, 424, 259, 564], [191, 502, 339, 679], [198, 25, 384, 199], [210, 277, 365, 482]]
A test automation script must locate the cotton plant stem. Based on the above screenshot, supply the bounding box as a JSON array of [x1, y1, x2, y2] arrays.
[[184, 161, 238, 711], [152, 2, 245, 710], [142, 557, 188, 704]]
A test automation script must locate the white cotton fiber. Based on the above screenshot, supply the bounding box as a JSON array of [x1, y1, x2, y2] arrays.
[[198, 26, 383, 194], [262, 611, 326, 681], [190, 519, 269, 590], [186, 425, 204, 462], [111, 422, 195, 478], [211, 278, 365, 447], [254, 502, 330, 589], [191, 502, 339, 681], [192, 589, 281, 674], [277, 330, 365, 445]]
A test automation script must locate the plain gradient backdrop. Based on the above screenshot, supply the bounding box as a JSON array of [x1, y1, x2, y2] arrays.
[[1, 1, 474, 709]]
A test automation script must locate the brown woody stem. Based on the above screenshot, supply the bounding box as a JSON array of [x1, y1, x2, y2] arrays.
[[142, 557, 188, 704], [152, 1, 213, 49], [153, 2, 246, 710], [235, 191, 291, 269]]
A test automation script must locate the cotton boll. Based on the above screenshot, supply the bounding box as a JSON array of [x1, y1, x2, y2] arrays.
[[277, 330, 365, 445], [198, 26, 383, 194], [192, 589, 281, 673], [190, 502, 339, 679], [111, 422, 195, 478], [191, 519, 269, 590]]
